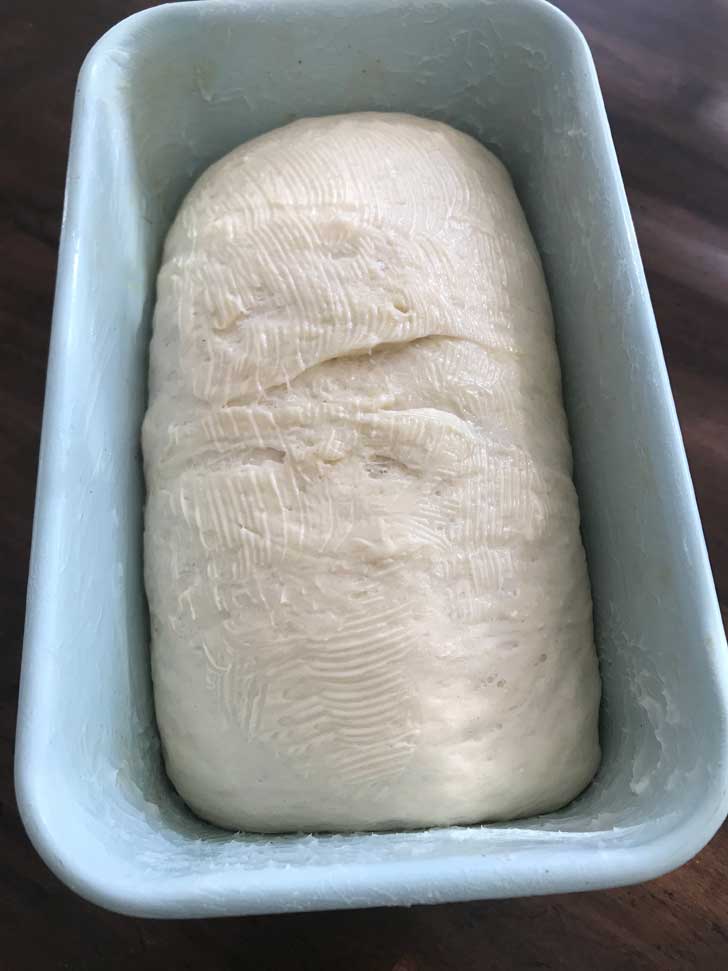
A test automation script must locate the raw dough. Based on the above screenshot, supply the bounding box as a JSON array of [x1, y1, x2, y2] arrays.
[[143, 113, 601, 832]]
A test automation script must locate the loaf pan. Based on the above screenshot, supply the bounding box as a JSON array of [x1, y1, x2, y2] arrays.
[[16, 0, 728, 917]]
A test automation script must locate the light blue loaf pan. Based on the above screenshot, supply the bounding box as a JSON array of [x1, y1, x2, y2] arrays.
[[15, 0, 728, 917]]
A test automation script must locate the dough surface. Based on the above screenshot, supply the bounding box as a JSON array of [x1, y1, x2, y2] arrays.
[[143, 113, 601, 832]]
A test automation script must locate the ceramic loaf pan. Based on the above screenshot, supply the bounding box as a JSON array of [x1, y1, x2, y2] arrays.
[[15, 0, 728, 917]]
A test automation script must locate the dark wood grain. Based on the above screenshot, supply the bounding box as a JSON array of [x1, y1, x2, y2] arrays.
[[2, 1, 727, 968]]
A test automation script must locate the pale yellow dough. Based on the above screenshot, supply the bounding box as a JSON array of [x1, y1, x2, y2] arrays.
[[143, 113, 601, 832]]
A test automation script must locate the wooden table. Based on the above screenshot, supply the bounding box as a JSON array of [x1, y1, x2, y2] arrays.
[[2, 1, 727, 967]]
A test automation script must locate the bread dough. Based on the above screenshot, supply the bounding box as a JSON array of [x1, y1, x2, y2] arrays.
[[143, 113, 601, 832]]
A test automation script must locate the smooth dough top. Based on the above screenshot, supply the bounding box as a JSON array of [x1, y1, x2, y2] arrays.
[[143, 112, 601, 832]]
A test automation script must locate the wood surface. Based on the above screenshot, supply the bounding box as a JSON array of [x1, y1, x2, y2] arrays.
[[2, 1, 727, 967]]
